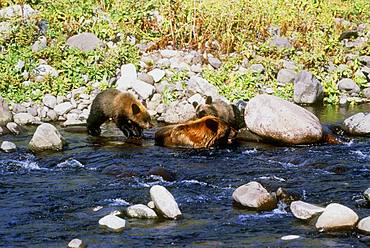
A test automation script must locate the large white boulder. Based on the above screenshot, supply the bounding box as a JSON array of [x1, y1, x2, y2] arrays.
[[290, 201, 325, 220], [357, 216, 370, 234], [343, 112, 370, 135], [150, 185, 181, 219], [315, 203, 359, 231], [244, 94, 323, 144], [29, 123, 64, 152]]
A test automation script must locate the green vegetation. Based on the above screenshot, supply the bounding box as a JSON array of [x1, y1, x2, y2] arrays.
[[0, 0, 369, 103]]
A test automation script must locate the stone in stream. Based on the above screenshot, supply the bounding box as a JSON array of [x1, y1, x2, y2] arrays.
[[28, 123, 65, 152], [232, 181, 277, 211], [294, 70, 323, 104], [290, 201, 324, 220], [98, 214, 126, 231], [343, 112, 370, 135], [244, 94, 323, 144], [364, 188, 370, 202], [0, 141, 16, 152], [150, 185, 181, 219], [276, 187, 301, 205], [315, 203, 359, 231], [147, 201, 155, 209], [126, 204, 158, 219], [280, 235, 301, 241], [67, 238, 87, 248], [357, 216, 370, 234], [147, 166, 176, 182]]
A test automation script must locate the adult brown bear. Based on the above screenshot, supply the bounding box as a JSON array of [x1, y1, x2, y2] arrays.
[[192, 96, 245, 130], [87, 89, 152, 137], [155, 115, 236, 148]]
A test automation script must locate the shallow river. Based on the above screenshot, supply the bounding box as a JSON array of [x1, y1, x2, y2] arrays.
[[0, 105, 369, 247]]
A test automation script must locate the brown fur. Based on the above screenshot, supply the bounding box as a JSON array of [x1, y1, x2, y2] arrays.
[[155, 115, 236, 148], [87, 89, 151, 137], [193, 96, 245, 130]]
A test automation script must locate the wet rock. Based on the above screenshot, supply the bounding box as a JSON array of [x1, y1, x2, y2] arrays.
[[343, 112, 370, 135], [66, 32, 102, 52], [98, 214, 126, 231], [281, 235, 301, 241], [270, 36, 292, 49], [6, 122, 21, 135], [42, 94, 57, 109], [150, 185, 181, 219], [161, 101, 195, 124], [54, 102, 73, 116], [67, 238, 87, 248], [315, 203, 359, 231], [138, 72, 154, 85], [290, 201, 324, 220], [244, 94, 323, 144], [277, 69, 296, 85], [232, 181, 277, 211], [276, 187, 300, 205], [364, 188, 370, 202], [358, 216, 370, 234], [0, 96, 12, 126], [147, 201, 155, 209], [116, 64, 137, 91], [294, 70, 323, 104], [148, 166, 176, 182], [29, 123, 64, 152], [148, 68, 165, 83], [32, 36, 47, 52], [126, 204, 158, 219], [337, 78, 360, 93], [0, 4, 36, 19], [208, 56, 222, 69], [249, 64, 265, 74], [131, 80, 155, 100], [13, 113, 35, 125], [1, 141, 16, 152]]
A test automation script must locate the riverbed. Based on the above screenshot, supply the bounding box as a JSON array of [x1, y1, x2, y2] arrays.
[[0, 105, 369, 247]]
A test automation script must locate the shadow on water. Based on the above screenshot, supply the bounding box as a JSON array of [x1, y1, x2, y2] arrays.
[[0, 105, 369, 247]]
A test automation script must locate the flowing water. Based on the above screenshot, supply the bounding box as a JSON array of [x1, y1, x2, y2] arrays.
[[0, 105, 369, 248]]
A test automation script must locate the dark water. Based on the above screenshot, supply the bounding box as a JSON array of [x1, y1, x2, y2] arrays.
[[0, 105, 369, 248]]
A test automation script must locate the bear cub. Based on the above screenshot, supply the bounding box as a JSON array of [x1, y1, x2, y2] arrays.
[[155, 115, 236, 148], [87, 89, 152, 137]]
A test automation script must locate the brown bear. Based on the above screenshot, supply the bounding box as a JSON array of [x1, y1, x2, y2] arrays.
[[192, 96, 245, 130], [155, 115, 236, 148], [87, 89, 152, 137]]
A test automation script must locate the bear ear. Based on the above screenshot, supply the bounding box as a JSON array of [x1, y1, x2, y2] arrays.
[[192, 101, 198, 108], [205, 118, 219, 133], [205, 96, 213, 104], [132, 103, 141, 115]]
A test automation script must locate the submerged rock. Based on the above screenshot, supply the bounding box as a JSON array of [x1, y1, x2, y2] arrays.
[[1, 141, 16, 152], [126, 204, 158, 219], [148, 166, 176, 181], [67, 238, 87, 248], [343, 112, 370, 135], [29, 123, 64, 152], [290, 201, 324, 220], [150, 185, 181, 219], [244, 94, 323, 144], [232, 181, 277, 211], [315, 203, 359, 231], [358, 216, 370, 234], [99, 214, 126, 231]]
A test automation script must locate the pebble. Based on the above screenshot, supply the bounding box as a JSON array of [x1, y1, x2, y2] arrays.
[[67, 239, 87, 248], [1, 141, 16, 152]]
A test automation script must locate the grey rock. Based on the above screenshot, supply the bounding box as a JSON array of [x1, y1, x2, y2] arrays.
[[316, 203, 359, 232], [47, 109, 58, 121], [290, 201, 325, 220], [66, 32, 102, 52], [42, 94, 57, 109], [355, 66, 370, 79], [6, 122, 20, 135], [277, 69, 296, 85], [190, 64, 202, 73], [27, 106, 38, 117], [359, 55, 370, 67], [0, 96, 12, 126], [54, 102, 73, 116], [208, 56, 222, 69], [188, 93, 205, 105], [282, 60, 297, 70], [138, 72, 154, 85], [148, 68, 165, 83], [98, 214, 126, 231], [364, 188, 370, 202], [162, 101, 195, 124], [358, 216, 370, 234], [1, 141, 16, 152], [294, 70, 323, 104], [339, 95, 348, 105], [12, 104, 27, 113], [157, 58, 171, 68], [32, 36, 47, 52], [67, 238, 87, 248], [270, 36, 292, 49], [363, 88, 370, 99], [147, 93, 162, 111], [131, 79, 155, 100], [156, 104, 167, 114], [150, 185, 181, 219], [126, 204, 158, 219], [29, 123, 64, 152], [245, 94, 323, 144], [187, 76, 221, 101], [13, 113, 35, 125], [344, 112, 370, 135], [232, 181, 277, 211], [116, 63, 137, 91], [160, 49, 178, 58], [249, 64, 265, 74], [337, 78, 360, 93], [0, 4, 36, 19]]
